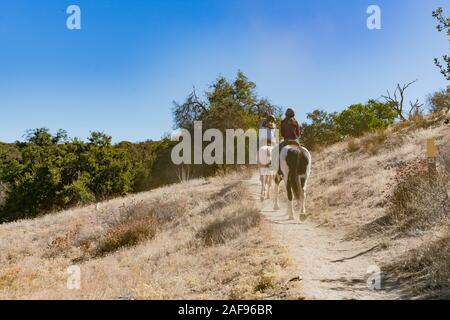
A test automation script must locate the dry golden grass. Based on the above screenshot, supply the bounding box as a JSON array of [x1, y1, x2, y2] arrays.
[[94, 216, 158, 257], [347, 139, 360, 153], [346, 130, 388, 155], [309, 117, 449, 230], [197, 208, 261, 246], [0, 114, 448, 300], [385, 159, 448, 233], [0, 173, 291, 299], [386, 227, 450, 298], [306, 115, 449, 297]]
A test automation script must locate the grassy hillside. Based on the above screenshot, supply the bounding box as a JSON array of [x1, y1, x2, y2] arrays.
[[0, 112, 448, 299], [0, 170, 295, 299], [306, 112, 449, 298]]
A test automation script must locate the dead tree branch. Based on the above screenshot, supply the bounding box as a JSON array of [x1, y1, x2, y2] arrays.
[[381, 80, 418, 121], [408, 99, 424, 118]]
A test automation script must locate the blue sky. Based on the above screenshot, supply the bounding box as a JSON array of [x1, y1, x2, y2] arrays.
[[0, 0, 448, 142]]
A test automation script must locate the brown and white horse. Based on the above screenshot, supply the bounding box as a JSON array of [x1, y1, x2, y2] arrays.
[[273, 145, 311, 221]]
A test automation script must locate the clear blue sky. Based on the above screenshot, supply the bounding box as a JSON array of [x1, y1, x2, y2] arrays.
[[0, 0, 448, 142]]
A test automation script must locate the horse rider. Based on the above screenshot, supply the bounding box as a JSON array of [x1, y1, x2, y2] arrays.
[[272, 108, 301, 176], [280, 108, 301, 149], [259, 113, 277, 146]]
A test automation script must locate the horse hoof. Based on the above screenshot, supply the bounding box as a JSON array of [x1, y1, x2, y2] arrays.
[[273, 204, 280, 210], [260, 196, 264, 202], [299, 214, 307, 222]]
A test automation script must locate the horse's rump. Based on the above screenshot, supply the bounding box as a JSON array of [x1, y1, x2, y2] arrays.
[[258, 146, 273, 167], [258, 146, 274, 176], [285, 147, 310, 201]]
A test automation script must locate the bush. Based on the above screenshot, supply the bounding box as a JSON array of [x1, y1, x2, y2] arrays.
[[428, 86, 450, 113], [387, 230, 450, 297], [386, 159, 448, 232], [301, 101, 396, 151], [347, 139, 360, 153], [300, 109, 341, 150], [334, 100, 397, 138], [197, 207, 261, 246], [95, 217, 158, 256], [0, 182, 8, 210], [57, 174, 95, 207], [359, 130, 388, 155], [0, 130, 135, 222]]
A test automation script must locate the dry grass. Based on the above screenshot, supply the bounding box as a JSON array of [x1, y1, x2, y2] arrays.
[[198, 208, 261, 246], [385, 159, 448, 233], [386, 227, 450, 298], [0, 173, 290, 299], [346, 130, 388, 155], [360, 130, 388, 155], [94, 217, 158, 257], [309, 116, 449, 230], [0, 114, 448, 300], [306, 115, 449, 298], [391, 109, 448, 134]]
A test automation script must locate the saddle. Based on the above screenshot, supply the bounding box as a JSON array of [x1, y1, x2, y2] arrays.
[[284, 140, 300, 147]]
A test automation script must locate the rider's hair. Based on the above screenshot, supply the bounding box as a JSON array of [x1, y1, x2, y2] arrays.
[[285, 108, 295, 118]]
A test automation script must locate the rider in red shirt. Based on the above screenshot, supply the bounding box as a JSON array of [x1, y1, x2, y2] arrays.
[[275, 108, 301, 175], [280, 108, 301, 145]]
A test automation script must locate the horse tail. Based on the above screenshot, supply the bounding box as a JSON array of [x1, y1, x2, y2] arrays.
[[286, 150, 301, 201]]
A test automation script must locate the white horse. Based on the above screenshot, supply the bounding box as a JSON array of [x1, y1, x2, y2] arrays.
[[273, 145, 311, 221], [258, 145, 274, 201]]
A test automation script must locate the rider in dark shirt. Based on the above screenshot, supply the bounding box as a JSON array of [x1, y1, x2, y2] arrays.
[[274, 108, 301, 175], [280, 108, 301, 147]]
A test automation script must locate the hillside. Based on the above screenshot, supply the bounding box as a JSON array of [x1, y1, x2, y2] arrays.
[[254, 115, 449, 299], [0, 115, 448, 299], [0, 171, 296, 299]]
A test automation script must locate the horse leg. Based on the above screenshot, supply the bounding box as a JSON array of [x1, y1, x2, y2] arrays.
[[300, 188, 306, 214], [273, 176, 280, 210], [287, 200, 294, 220], [266, 175, 272, 199], [260, 173, 265, 202], [285, 168, 295, 220]]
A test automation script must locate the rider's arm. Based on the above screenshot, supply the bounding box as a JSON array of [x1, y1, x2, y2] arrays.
[[280, 121, 287, 140], [295, 123, 301, 138]]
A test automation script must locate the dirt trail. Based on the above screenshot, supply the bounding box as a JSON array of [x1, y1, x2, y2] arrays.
[[247, 175, 401, 300]]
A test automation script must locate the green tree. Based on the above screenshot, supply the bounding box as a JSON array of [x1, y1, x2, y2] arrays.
[[88, 131, 112, 147], [432, 7, 450, 80], [0, 130, 135, 222], [428, 86, 450, 113], [173, 70, 281, 131], [300, 109, 340, 150], [334, 100, 397, 137]]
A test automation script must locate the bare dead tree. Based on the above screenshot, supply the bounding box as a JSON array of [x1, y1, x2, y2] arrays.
[[408, 99, 424, 118], [381, 80, 418, 121]]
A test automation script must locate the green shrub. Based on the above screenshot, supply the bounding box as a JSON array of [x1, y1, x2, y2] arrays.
[[334, 100, 397, 137], [0, 130, 135, 222], [57, 173, 95, 207]]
